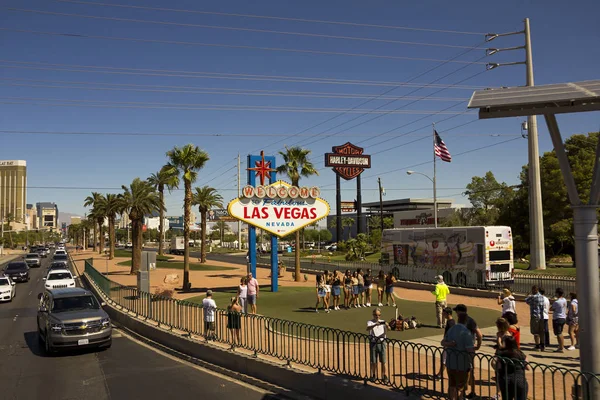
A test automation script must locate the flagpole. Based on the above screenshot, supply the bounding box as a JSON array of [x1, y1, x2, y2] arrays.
[[433, 123, 438, 228]]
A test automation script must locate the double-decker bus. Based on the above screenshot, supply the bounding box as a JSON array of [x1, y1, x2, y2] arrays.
[[381, 226, 514, 287]]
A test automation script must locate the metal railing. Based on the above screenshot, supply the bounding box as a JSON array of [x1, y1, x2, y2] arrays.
[[263, 256, 580, 296], [84, 259, 598, 400]]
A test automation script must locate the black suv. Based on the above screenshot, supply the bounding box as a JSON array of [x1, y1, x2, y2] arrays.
[[3, 262, 30, 282]]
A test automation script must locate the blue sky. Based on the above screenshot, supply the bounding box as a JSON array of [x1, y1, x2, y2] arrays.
[[1, 0, 598, 220]]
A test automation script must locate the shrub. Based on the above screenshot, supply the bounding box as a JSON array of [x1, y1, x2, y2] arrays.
[[154, 287, 174, 298]]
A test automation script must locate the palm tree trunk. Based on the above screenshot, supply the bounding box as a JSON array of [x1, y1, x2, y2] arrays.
[[130, 216, 143, 275], [158, 185, 164, 256], [108, 216, 115, 260], [97, 220, 103, 254], [295, 230, 301, 282], [200, 211, 207, 263], [183, 179, 192, 290]]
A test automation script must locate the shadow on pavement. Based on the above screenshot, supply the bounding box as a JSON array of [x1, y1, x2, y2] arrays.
[[23, 330, 45, 357]]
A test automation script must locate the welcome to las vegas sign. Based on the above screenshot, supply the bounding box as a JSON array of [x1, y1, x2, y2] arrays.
[[227, 180, 330, 237]]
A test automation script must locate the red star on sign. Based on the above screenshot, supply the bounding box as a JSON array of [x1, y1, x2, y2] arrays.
[[248, 151, 276, 186]]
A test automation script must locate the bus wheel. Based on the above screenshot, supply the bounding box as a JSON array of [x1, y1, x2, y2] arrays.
[[456, 272, 467, 287], [442, 271, 452, 285]]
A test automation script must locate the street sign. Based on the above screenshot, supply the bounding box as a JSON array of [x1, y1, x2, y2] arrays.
[[341, 201, 355, 213]]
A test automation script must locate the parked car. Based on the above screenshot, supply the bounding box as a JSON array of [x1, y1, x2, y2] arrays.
[[37, 288, 112, 353], [24, 253, 41, 268], [44, 269, 76, 290], [3, 262, 30, 282], [0, 275, 16, 302]]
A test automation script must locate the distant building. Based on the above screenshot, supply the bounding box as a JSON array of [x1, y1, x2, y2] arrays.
[[0, 160, 27, 223], [144, 216, 170, 231], [166, 212, 196, 230], [117, 213, 130, 229], [70, 216, 81, 225], [26, 204, 38, 230], [36, 202, 59, 232]]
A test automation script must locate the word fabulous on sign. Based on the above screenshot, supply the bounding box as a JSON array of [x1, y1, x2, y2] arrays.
[[228, 180, 330, 238]]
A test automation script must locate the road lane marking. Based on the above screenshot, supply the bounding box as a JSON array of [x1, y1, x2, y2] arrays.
[[13, 314, 18, 322]]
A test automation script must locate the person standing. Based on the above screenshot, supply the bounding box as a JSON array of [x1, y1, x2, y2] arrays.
[[237, 277, 248, 314], [364, 269, 373, 307], [227, 296, 242, 345], [331, 270, 342, 311], [315, 273, 328, 313], [351, 271, 359, 308], [566, 292, 579, 350], [247, 272, 259, 315], [357, 268, 365, 307], [343, 269, 352, 309], [453, 304, 482, 399], [435, 307, 456, 379], [524, 286, 545, 352], [496, 336, 529, 400], [497, 288, 516, 315], [433, 275, 450, 328], [366, 308, 390, 382], [376, 270, 385, 307], [202, 290, 217, 341], [539, 288, 551, 348], [503, 312, 521, 349], [551, 288, 567, 353], [385, 271, 397, 307], [442, 309, 475, 400]]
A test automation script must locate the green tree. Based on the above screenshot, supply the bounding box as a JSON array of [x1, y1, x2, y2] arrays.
[[164, 144, 210, 290], [441, 208, 476, 227], [464, 171, 513, 225], [192, 186, 223, 263], [346, 233, 369, 261], [342, 217, 355, 240], [103, 193, 123, 260], [84, 192, 106, 254], [276, 146, 318, 282], [319, 228, 332, 243], [119, 178, 163, 275], [148, 167, 180, 256]]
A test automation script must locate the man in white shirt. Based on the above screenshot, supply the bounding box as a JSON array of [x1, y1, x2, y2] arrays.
[[539, 288, 551, 348], [202, 290, 217, 340], [366, 308, 390, 382]]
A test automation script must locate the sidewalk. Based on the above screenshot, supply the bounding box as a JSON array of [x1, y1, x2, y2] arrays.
[[0, 249, 26, 264]]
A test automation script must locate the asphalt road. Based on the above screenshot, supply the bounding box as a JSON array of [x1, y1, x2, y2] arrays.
[[0, 254, 285, 400]]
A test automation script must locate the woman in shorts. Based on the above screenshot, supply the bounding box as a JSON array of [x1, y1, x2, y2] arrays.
[[376, 270, 386, 307], [567, 292, 579, 350], [351, 271, 360, 308], [385, 271, 397, 307], [323, 271, 332, 312], [343, 270, 352, 309], [364, 269, 373, 307], [315, 273, 328, 313], [356, 268, 365, 307], [331, 270, 342, 311]]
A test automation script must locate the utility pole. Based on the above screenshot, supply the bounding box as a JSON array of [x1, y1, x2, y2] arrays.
[[432, 123, 438, 228], [237, 154, 242, 250], [485, 18, 546, 269], [378, 178, 384, 232], [0, 213, 4, 256]]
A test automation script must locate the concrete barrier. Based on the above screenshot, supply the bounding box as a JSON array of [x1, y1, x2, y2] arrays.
[[81, 273, 415, 400]]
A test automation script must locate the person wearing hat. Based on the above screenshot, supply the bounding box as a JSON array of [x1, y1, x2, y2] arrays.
[[202, 290, 217, 340], [497, 288, 516, 315], [432, 275, 450, 328]]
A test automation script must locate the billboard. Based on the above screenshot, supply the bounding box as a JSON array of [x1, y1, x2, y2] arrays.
[[41, 209, 55, 216], [207, 209, 237, 222]]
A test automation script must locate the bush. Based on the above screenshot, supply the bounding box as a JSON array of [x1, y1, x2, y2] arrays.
[[154, 287, 174, 298]]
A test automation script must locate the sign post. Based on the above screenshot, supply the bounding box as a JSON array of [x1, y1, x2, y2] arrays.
[[229, 158, 330, 292], [325, 143, 371, 240]]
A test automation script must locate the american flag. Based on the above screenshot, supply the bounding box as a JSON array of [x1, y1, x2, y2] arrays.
[[434, 131, 452, 162]]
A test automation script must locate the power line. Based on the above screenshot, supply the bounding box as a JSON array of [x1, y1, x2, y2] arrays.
[[53, 0, 486, 36], [0, 60, 487, 89], [0, 28, 489, 65], [6, 8, 479, 50], [0, 130, 519, 138], [0, 80, 470, 102], [0, 97, 478, 114]]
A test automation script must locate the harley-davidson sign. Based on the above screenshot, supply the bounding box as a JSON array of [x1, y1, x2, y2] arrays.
[[228, 181, 330, 237], [325, 142, 371, 180]]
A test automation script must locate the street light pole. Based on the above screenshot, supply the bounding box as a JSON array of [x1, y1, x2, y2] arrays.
[[378, 177, 384, 232], [407, 170, 437, 227]]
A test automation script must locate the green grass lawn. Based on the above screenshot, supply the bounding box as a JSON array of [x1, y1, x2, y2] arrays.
[[116, 259, 236, 271], [188, 286, 499, 341], [514, 262, 577, 277], [113, 249, 173, 261], [210, 247, 244, 254]]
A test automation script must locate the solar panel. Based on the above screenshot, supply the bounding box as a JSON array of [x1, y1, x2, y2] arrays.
[[468, 80, 600, 118]]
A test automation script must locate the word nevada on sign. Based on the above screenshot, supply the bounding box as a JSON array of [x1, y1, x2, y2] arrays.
[[228, 181, 330, 237]]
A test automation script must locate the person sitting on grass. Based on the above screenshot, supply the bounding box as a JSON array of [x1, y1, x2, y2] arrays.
[[366, 308, 390, 383]]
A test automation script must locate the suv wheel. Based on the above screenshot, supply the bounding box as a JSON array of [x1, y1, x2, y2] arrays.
[[44, 332, 55, 354]]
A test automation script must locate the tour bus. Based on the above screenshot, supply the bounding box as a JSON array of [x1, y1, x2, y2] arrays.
[[380, 226, 514, 287]]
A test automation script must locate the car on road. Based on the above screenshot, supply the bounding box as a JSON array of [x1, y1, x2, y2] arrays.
[[0, 275, 16, 302], [48, 261, 69, 272], [44, 269, 76, 290], [37, 288, 112, 353], [54, 249, 67, 256], [52, 254, 69, 267], [24, 253, 41, 268], [37, 248, 49, 258], [3, 262, 30, 282]]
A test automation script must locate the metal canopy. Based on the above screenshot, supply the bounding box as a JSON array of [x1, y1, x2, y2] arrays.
[[468, 79, 600, 118]]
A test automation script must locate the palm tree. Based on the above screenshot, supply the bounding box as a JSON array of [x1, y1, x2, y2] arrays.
[[164, 144, 210, 290], [342, 217, 356, 240], [84, 192, 106, 254], [119, 178, 162, 275], [192, 186, 223, 263], [148, 167, 180, 256], [104, 193, 123, 260], [276, 146, 319, 282]]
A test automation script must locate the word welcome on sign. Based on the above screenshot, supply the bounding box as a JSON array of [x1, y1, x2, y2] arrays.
[[229, 181, 329, 237]]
